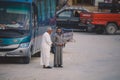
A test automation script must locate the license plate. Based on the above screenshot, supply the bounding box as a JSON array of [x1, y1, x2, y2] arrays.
[[0, 52, 5, 56]]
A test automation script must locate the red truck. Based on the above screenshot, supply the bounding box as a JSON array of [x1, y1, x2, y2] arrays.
[[80, 12, 120, 34]]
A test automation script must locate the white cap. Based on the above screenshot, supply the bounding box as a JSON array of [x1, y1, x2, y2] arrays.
[[47, 27, 52, 31]]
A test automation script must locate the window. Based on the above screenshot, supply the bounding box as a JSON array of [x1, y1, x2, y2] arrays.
[[58, 10, 72, 18], [0, 2, 30, 30]]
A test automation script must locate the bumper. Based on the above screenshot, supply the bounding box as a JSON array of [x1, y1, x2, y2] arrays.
[[0, 48, 29, 57]]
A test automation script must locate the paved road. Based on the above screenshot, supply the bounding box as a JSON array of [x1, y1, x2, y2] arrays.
[[0, 32, 120, 80]]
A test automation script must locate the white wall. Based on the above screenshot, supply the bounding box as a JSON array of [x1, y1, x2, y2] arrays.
[[95, 0, 104, 6]]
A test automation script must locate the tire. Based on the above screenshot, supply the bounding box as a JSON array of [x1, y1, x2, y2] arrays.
[[86, 24, 95, 33], [23, 56, 30, 64], [106, 23, 117, 35], [0, 58, 3, 63], [22, 50, 31, 64], [86, 26, 93, 32]]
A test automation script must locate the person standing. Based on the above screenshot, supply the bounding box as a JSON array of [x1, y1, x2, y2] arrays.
[[41, 27, 53, 69], [53, 28, 65, 68], [74, 10, 79, 17]]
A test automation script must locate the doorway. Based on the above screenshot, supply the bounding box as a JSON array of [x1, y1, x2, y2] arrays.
[[76, 0, 95, 5]]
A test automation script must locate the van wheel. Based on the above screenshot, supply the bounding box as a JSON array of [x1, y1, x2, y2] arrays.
[[23, 56, 30, 64], [22, 50, 31, 64], [106, 23, 117, 35]]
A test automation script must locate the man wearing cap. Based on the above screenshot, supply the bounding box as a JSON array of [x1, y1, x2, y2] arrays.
[[41, 27, 53, 69]]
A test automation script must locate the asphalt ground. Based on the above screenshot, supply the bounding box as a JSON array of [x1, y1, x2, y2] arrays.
[[0, 32, 120, 80]]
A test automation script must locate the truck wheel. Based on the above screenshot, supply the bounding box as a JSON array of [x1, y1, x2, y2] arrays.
[[106, 23, 117, 35]]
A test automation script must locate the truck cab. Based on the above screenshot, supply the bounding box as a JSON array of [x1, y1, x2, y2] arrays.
[[80, 2, 120, 34]]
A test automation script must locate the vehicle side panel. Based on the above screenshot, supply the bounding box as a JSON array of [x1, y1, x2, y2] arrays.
[[91, 13, 120, 27]]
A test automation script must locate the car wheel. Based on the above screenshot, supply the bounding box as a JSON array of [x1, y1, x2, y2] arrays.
[[86, 26, 93, 32], [106, 23, 117, 35]]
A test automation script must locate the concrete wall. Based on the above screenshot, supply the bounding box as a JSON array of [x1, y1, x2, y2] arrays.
[[95, 0, 104, 6], [67, 0, 73, 6], [66, 0, 105, 6]]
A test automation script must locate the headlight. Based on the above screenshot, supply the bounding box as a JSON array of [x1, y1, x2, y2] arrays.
[[19, 42, 29, 48]]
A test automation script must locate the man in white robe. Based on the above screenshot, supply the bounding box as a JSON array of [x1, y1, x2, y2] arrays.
[[41, 27, 53, 69]]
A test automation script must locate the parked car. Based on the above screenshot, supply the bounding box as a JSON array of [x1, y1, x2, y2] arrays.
[[56, 6, 89, 31]]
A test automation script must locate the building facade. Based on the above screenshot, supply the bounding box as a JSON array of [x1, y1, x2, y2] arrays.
[[67, 0, 104, 6], [67, 0, 120, 6], [56, 0, 120, 9]]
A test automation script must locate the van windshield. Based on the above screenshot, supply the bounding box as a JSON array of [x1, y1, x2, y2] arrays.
[[0, 2, 30, 31]]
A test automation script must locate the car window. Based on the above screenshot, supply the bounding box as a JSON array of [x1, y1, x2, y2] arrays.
[[58, 10, 72, 18], [73, 10, 81, 17]]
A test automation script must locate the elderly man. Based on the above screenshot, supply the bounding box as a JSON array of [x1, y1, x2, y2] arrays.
[[41, 27, 53, 69]]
